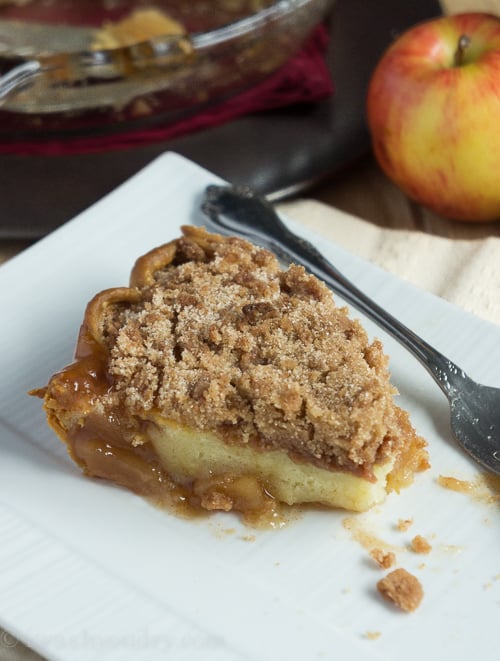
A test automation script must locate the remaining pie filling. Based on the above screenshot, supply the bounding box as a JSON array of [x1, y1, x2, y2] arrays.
[[34, 226, 429, 524], [91, 8, 190, 50]]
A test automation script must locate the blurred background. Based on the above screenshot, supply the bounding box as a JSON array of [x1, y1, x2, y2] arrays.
[[2, 0, 498, 257]]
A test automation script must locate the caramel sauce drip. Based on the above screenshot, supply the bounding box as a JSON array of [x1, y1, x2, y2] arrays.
[[342, 516, 404, 554], [437, 474, 500, 505], [386, 410, 430, 493], [437, 475, 473, 494]]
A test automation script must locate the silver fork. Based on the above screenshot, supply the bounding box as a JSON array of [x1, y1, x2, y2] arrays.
[[202, 184, 500, 476]]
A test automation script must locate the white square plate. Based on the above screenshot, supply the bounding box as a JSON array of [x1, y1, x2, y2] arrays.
[[1, 153, 499, 661]]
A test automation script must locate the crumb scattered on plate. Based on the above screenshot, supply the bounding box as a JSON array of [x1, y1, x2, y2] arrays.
[[411, 535, 432, 554], [370, 547, 396, 569], [377, 568, 424, 612], [397, 517, 413, 531], [364, 631, 381, 640]]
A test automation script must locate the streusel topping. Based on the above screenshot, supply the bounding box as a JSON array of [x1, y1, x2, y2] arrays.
[[97, 227, 402, 475]]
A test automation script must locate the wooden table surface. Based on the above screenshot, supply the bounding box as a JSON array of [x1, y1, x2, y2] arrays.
[[1, 0, 499, 265]]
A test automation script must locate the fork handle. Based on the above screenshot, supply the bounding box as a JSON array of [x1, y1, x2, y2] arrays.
[[203, 185, 463, 399]]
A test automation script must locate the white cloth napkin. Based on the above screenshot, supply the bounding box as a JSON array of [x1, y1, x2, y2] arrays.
[[277, 198, 500, 327]]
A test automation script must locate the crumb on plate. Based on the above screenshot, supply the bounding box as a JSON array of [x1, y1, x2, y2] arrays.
[[397, 517, 413, 531], [364, 631, 381, 640], [370, 547, 396, 569], [411, 535, 432, 554], [377, 568, 423, 612]]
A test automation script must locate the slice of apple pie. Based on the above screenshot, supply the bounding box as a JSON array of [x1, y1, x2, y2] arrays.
[[34, 226, 428, 523]]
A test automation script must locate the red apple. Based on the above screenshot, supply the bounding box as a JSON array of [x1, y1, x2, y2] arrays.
[[366, 12, 500, 222]]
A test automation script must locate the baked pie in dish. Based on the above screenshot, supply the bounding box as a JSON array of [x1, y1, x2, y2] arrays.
[[33, 226, 429, 524]]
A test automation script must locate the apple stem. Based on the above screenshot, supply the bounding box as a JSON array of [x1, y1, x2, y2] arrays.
[[454, 34, 471, 67]]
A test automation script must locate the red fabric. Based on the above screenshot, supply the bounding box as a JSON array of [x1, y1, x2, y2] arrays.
[[0, 25, 333, 156]]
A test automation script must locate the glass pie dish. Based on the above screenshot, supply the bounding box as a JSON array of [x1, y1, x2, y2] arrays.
[[0, 0, 334, 136]]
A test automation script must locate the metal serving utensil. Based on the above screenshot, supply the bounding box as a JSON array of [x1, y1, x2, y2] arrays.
[[202, 184, 500, 475]]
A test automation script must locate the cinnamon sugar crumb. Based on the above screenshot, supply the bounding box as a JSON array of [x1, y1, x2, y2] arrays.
[[377, 568, 424, 612], [370, 548, 396, 569], [397, 518, 413, 532], [411, 535, 432, 554], [364, 631, 381, 640], [101, 226, 424, 475]]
